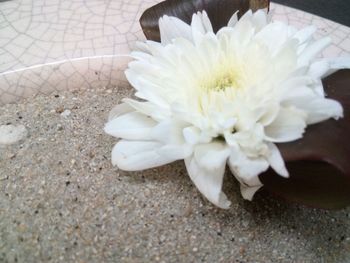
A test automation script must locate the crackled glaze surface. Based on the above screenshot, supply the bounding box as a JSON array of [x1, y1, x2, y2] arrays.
[[0, 1, 349, 105]]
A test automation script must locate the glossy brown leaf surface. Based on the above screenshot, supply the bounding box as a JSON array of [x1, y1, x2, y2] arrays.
[[140, 0, 269, 41], [260, 70, 350, 209]]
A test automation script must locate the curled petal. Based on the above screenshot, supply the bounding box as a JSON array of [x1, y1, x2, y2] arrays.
[[239, 176, 263, 201], [267, 143, 289, 178], [308, 60, 330, 79], [228, 150, 268, 200], [108, 103, 134, 121], [258, 103, 279, 126], [185, 156, 231, 209], [304, 98, 343, 125], [104, 112, 156, 140], [229, 150, 269, 180], [123, 98, 170, 121], [265, 108, 307, 143], [112, 140, 176, 171], [194, 142, 231, 170], [321, 57, 350, 78]]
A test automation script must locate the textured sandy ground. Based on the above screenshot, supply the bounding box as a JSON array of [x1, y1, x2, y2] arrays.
[[1, 85, 350, 263]]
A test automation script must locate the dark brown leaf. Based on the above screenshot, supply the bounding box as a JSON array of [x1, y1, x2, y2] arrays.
[[260, 70, 350, 209], [140, 0, 270, 42]]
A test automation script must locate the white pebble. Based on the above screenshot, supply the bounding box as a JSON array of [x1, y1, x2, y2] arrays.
[[0, 124, 28, 145], [61, 110, 71, 117]]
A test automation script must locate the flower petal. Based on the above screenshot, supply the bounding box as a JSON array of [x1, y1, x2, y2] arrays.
[[281, 80, 324, 108], [298, 37, 331, 66], [125, 69, 170, 108], [321, 57, 350, 78], [304, 98, 343, 125], [150, 119, 188, 144], [123, 98, 170, 121], [267, 143, 289, 177], [183, 126, 212, 145], [255, 21, 290, 54], [228, 150, 269, 180], [258, 102, 279, 126], [227, 11, 239, 27], [232, 11, 255, 46], [228, 150, 268, 200], [194, 142, 231, 171], [183, 126, 201, 144], [111, 140, 175, 171], [265, 108, 307, 143], [159, 15, 192, 45], [104, 112, 156, 140], [185, 156, 231, 209], [108, 103, 134, 121], [308, 60, 330, 79], [157, 144, 193, 160], [191, 11, 213, 34], [293, 26, 316, 45], [239, 176, 263, 201], [251, 9, 268, 31]]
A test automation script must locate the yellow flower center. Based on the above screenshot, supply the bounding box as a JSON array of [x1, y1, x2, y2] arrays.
[[212, 74, 237, 91], [201, 68, 241, 92], [195, 65, 245, 115]]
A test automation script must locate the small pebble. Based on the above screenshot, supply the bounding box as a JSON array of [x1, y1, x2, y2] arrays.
[[55, 106, 64, 113], [61, 110, 71, 118], [0, 124, 28, 145], [239, 246, 246, 255]]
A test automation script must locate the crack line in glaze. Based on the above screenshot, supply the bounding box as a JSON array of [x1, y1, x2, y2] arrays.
[[0, 54, 130, 76]]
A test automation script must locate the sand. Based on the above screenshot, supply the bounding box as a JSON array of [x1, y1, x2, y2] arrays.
[[1, 85, 350, 263]]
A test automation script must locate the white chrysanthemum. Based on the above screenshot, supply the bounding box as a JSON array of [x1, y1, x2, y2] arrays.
[[105, 10, 347, 208]]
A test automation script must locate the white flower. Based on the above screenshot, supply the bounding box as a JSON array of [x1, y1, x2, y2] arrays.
[[105, 10, 348, 209]]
